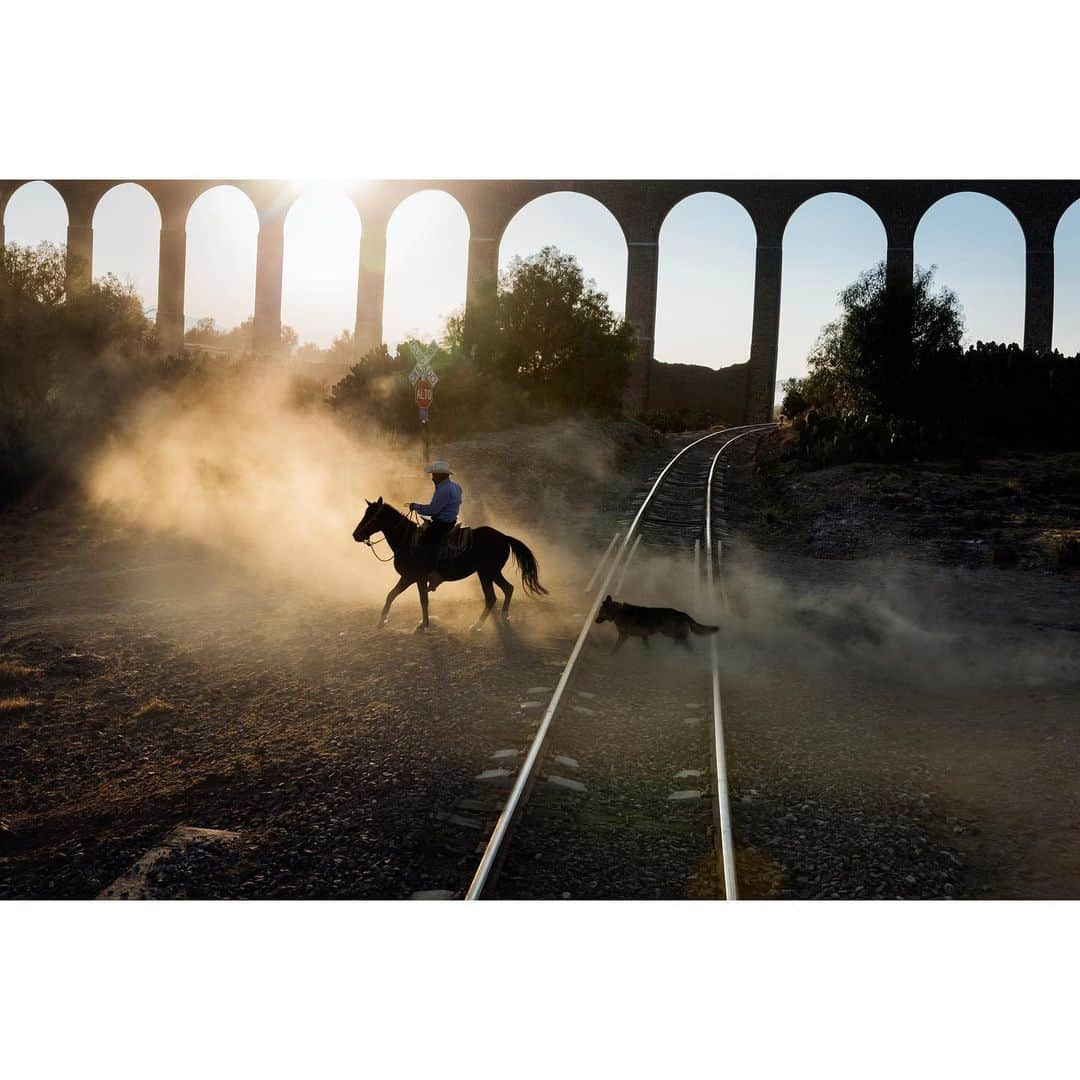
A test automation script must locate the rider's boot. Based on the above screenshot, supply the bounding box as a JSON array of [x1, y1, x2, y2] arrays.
[[427, 571, 443, 592]]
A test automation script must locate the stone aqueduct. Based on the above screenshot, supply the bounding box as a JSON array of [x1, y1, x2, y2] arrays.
[[3, 178, 1080, 421]]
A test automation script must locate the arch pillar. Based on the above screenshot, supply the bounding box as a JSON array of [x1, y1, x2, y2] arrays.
[[885, 238, 914, 298], [623, 235, 660, 414], [0, 183, 14, 251], [56, 182, 98, 294], [463, 231, 499, 363], [1023, 215, 1055, 354], [254, 210, 286, 356], [882, 203, 921, 372], [353, 212, 387, 358], [460, 189, 530, 367], [156, 200, 188, 356], [744, 207, 787, 423]]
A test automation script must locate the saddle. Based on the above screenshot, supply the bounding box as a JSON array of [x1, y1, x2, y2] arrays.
[[420, 523, 473, 561]]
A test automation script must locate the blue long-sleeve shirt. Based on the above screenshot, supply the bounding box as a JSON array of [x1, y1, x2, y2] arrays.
[[411, 479, 462, 523]]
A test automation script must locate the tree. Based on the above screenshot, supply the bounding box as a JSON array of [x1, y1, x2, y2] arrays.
[[183, 315, 297, 356], [329, 344, 408, 416], [1, 241, 67, 306], [792, 261, 964, 418], [472, 246, 635, 412], [324, 329, 356, 366], [294, 341, 324, 364], [1, 242, 158, 502]]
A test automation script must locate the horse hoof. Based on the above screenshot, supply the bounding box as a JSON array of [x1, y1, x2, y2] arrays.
[[376, 620, 387, 630], [414, 623, 429, 633], [469, 622, 484, 633]]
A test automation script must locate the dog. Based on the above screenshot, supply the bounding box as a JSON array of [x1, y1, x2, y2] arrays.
[[595, 595, 718, 650]]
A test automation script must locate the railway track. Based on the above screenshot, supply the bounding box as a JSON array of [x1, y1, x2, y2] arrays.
[[460, 422, 776, 900]]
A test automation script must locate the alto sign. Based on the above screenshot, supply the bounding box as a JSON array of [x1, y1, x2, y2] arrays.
[[414, 379, 434, 407]]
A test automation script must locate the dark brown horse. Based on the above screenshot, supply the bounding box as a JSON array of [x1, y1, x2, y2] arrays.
[[353, 498, 546, 631]]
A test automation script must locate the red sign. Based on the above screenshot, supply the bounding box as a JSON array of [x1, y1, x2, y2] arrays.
[[414, 379, 434, 407]]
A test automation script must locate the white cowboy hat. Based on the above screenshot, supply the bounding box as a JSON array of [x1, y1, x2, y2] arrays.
[[424, 460, 453, 474]]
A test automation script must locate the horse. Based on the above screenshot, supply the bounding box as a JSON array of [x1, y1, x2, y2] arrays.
[[352, 498, 547, 631]]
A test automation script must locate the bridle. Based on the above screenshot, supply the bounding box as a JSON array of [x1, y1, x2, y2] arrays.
[[359, 505, 423, 563]]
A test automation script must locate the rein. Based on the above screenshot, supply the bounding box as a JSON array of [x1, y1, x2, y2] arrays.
[[363, 535, 397, 562]]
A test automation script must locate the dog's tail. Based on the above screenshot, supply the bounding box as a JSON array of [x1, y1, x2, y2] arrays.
[[689, 619, 719, 635]]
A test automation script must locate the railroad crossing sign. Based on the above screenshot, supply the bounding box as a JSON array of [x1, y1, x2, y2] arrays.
[[408, 343, 439, 388], [408, 363, 438, 387]]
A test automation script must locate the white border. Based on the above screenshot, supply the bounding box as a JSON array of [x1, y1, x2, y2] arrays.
[[4, 3, 1078, 1075]]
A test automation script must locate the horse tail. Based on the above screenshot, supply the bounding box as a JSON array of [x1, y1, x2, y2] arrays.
[[506, 535, 548, 596]]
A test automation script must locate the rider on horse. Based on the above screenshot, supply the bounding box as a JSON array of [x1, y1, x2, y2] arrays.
[[409, 460, 462, 592]]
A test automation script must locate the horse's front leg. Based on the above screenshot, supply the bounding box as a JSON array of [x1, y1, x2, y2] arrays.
[[378, 575, 411, 628], [414, 578, 430, 632]]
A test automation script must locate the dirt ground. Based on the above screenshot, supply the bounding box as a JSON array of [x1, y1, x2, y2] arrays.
[[3, 420, 1079, 899], [717, 436, 1080, 898], [0, 419, 662, 899]]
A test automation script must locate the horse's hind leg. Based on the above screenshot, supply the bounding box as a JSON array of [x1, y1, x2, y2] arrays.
[[494, 570, 514, 618], [414, 579, 431, 632], [472, 575, 497, 630]]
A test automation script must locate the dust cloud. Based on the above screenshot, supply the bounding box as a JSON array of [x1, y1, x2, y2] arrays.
[[81, 367, 605, 622], [84, 367, 419, 605], [599, 543, 1080, 693], [720, 550, 1080, 693]]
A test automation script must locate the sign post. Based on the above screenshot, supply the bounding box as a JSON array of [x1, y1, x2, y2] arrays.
[[408, 345, 439, 463]]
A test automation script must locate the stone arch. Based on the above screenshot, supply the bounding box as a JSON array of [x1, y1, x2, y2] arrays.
[[383, 189, 470, 352], [1052, 199, 1080, 354], [498, 191, 628, 316], [281, 184, 362, 349], [184, 184, 259, 333], [91, 182, 161, 310], [778, 192, 887, 390], [914, 192, 1025, 346], [655, 191, 757, 370], [2, 180, 68, 248]]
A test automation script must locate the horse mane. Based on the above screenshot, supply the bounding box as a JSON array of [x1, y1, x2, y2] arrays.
[[376, 500, 410, 524], [374, 500, 417, 538]]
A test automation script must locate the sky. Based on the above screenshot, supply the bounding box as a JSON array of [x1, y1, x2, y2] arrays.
[[6, 180, 1080, 398]]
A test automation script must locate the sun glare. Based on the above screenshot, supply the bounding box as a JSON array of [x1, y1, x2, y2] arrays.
[[282, 182, 362, 347]]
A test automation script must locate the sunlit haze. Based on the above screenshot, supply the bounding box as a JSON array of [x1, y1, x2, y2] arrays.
[[282, 184, 361, 347]]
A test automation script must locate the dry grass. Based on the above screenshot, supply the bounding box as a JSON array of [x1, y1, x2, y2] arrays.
[[0, 660, 40, 683], [735, 846, 787, 898], [134, 697, 175, 719], [0, 696, 34, 714], [1041, 530, 1080, 570], [686, 846, 786, 899]]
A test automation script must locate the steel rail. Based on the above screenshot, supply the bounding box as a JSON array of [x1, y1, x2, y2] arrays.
[[704, 424, 776, 899], [583, 531, 621, 593], [613, 534, 643, 593], [463, 423, 772, 900]]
